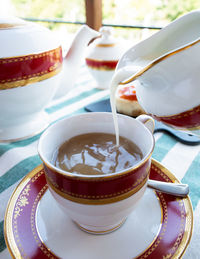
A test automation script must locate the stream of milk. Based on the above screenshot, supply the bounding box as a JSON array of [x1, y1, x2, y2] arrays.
[[110, 64, 149, 146], [110, 68, 135, 146]]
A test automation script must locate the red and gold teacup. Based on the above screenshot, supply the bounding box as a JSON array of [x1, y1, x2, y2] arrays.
[[38, 112, 155, 234]]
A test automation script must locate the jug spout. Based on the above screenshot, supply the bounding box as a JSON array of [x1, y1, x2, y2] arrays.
[[110, 65, 143, 111], [111, 65, 143, 87], [54, 25, 100, 99]]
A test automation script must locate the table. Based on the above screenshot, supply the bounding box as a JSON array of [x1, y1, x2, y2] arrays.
[[0, 65, 200, 258]]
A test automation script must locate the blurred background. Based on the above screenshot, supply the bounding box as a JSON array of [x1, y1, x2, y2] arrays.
[[1, 0, 200, 46]]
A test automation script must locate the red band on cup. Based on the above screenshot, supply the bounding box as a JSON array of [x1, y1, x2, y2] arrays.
[[43, 159, 151, 205]]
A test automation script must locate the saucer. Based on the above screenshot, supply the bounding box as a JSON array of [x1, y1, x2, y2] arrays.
[[4, 159, 193, 259], [0, 111, 49, 142]]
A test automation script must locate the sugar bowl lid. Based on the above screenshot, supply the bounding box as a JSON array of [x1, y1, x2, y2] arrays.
[[95, 27, 117, 46], [86, 26, 126, 60]]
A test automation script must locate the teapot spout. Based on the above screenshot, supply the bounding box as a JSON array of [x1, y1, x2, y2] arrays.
[[64, 25, 100, 62], [54, 25, 100, 99]]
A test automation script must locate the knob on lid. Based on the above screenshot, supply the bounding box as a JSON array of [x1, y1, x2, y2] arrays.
[[94, 26, 116, 46]]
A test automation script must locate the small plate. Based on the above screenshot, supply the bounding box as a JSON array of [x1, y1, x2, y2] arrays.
[[0, 111, 49, 143], [4, 159, 193, 259]]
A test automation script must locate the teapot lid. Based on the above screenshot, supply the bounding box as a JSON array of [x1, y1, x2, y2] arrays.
[[0, 16, 27, 29], [0, 16, 61, 58]]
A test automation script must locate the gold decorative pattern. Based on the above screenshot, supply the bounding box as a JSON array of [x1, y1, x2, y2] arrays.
[[161, 199, 186, 259], [163, 255, 172, 259], [76, 218, 126, 234], [87, 65, 116, 71], [46, 174, 59, 188], [4, 161, 193, 259], [13, 184, 31, 220], [13, 218, 28, 258], [0, 23, 26, 29], [30, 184, 57, 258], [0, 47, 61, 64], [171, 199, 186, 251], [95, 43, 116, 47], [153, 105, 200, 118], [0, 47, 62, 90], [137, 159, 192, 259], [46, 171, 149, 205], [172, 197, 193, 258], [143, 160, 193, 259], [139, 192, 168, 259], [151, 164, 172, 183], [31, 169, 45, 183], [4, 165, 44, 258], [0, 67, 62, 90]]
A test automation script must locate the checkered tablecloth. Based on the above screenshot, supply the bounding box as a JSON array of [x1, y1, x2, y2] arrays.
[[0, 65, 200, 258]]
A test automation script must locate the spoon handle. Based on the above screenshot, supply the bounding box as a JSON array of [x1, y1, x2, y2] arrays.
[[147, 179, 189, 197]]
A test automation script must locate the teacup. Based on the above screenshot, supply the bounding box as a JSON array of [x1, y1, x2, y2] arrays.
[[38, 112, 155, 234]]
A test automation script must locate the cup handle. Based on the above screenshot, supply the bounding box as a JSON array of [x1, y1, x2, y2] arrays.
[[136, 115, 155, 133]]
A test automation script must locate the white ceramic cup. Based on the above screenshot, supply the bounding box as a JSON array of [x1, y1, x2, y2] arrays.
[[38, 112, 155, 234]]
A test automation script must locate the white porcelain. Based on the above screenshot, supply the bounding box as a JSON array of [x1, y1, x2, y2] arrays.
[[0, 17, 59, 57], [85, 27, 126, 89], [110, 10, 200, 135], [49, 183, 147, 233], [40, 188, 160, 257], [54, 25, 100, 99], [0, 17, 99, 142], [38, 112, 155, 234]]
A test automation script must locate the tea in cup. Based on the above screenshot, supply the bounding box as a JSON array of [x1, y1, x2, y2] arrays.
[[53, 132, 143, 175], [38, 112, 155, 234]]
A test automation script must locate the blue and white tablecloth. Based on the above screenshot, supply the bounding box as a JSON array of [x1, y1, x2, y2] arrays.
[[0, 65, 200, 258]]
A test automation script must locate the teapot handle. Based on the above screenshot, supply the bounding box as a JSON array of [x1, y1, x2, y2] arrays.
[[136, 115, 155, 133]]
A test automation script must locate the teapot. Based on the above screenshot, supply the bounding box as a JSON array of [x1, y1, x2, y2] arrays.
[[110, 10, 200, 136], [0, 16, 100, 142]]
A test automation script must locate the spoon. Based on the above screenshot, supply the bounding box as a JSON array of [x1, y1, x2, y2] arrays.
[[147, 179, 189, 197]]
